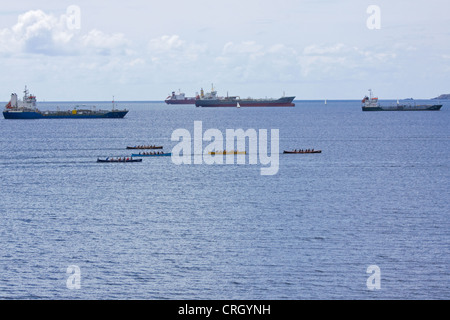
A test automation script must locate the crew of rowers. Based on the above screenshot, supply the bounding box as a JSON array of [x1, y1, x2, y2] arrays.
[[133, 145, 160, 149], [293, 149, 315, 153], [138, 151, 166, 155], [106, 157, 133, 162]]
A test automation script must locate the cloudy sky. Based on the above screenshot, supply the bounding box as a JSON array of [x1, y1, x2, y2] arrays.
[[0, 0, 449, 100]]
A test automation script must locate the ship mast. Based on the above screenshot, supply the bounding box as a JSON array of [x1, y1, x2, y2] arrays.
[[24, 85, 29, 100]]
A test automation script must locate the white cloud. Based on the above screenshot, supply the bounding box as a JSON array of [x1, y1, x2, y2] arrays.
[[148, 35, 185, 52], [81, 29, 129, 55], [147, 35, 207, 63], [214, 41, 301, 83], [299, 43, 398, 78], [0, 28, 19, 54], [303, 43, 346, 55], [222, 41, 264, 55], [127, 58, 145, 67], [0, 9, 130, 56]]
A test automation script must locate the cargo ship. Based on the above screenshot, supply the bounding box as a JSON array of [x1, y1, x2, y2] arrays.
[[165, 90, 196, 104], [195, 85, 295, 107], [362, 90, 442, 111], [3, 86, 128, 119]]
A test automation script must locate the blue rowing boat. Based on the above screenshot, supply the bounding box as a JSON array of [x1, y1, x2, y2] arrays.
[[131, 153, 172, 157], [97, 158, 142, 163]]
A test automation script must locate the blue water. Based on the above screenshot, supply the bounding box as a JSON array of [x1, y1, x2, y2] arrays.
[[0, 100, 449, 299]]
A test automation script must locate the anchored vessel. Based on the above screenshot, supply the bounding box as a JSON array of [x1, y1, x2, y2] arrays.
[[362, 90, 442, 111], [3, 87, 128, 119], [165, 90, 196, 105], [195, 85, 295, 107], [283, 149, 321, 154]]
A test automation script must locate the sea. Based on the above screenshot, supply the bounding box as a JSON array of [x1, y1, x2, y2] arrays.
[[0, 99, 448, 300]]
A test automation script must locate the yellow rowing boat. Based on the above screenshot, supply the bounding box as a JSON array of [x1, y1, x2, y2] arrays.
[[208, 150, 246, 155]]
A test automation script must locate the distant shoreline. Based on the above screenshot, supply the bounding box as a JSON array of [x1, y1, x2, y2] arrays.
[[433, 94, 450, 100]]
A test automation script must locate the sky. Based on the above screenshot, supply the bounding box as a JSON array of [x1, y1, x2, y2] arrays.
[[0, 0, 449, 101]]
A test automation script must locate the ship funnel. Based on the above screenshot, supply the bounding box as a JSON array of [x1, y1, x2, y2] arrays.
[[10, 93, 18, 107]]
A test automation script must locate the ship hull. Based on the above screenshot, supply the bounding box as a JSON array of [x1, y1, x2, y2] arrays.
[[131, 153, 172, 157], [3, 110, 128, 119], [362, 105, 442, 111], [127, 146, 163, 150], [165, 99, 196, 105], [195, 96, 295, 107]]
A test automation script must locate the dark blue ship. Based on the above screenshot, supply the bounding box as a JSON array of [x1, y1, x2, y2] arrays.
[[3, 86, 128, 119], [362, 89, 442, 111]]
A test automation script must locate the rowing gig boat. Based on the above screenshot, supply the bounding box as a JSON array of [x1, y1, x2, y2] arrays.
[[126, 145, 163, 149], [283, 150, 322, 154], [131, 153, 172, 157], [97, 158, 142, 162]]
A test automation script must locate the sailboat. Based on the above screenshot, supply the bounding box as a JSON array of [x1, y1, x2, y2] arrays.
[[237, 102, 241, 108]]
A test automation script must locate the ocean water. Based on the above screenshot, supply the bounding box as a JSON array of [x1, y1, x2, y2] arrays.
[[0, 100, 449, 300]]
